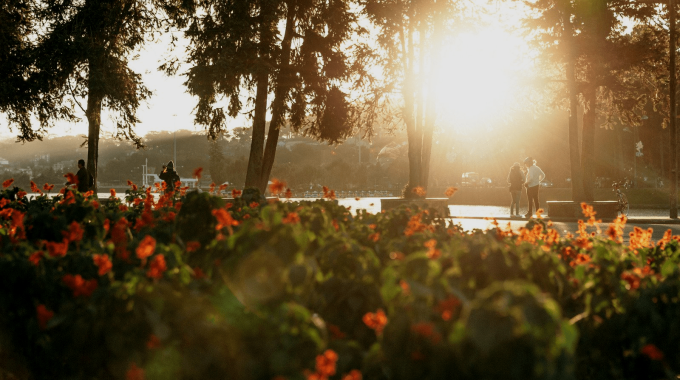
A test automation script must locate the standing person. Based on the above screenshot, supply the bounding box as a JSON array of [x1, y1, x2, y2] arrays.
[[159, 161, 180, 193], [507, 162, 524, 217], [66, 159, 91, 193], [523, 157, 545, 218]]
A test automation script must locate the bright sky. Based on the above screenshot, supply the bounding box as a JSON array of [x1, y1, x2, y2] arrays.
[[0, 1, 534, 142]]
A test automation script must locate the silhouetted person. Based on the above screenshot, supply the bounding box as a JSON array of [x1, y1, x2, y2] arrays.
[[159, 161, 180, 192], [66, 159, 91, 193], [507, 162, 524, 217], [523, 157, 545, 218]]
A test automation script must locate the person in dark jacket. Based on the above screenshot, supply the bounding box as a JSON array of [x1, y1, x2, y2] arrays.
[[67, 159, 90, 193], [507, 162, 524, 217], [159, 160, 180, 193]]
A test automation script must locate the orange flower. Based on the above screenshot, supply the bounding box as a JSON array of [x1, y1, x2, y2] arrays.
[[64, 173, 78, 185], [368, 232, 380, 242], [363, 309, 388, 335], [640, 344, 664, 361], [193, 167, 203, 180], [213, 209, 239, 231], [444, 187, 458, 197], [424, 239, 441, 259], [46, 239, 69, 258], [315, 349, 338, 377], [570, 253, 592, 267], [125, 363, 145, 380], [218, 183, 228, 192], [63, 221, 84, 242], [249, 201, 259, 208], [232, 189, 242, 198], [62, 274, 98, 297], [342, 370, 362, 380], [621, 271, 641, 290], [2, 178, 14, 188], [92, 254, 112, 276], [404, 212, 433, 236], [284, 188, 293, 199], [269, 179, 286, 195], [412, 186, 426, 197], [283, 212, 300, 224], [136, 235, 156, 260], [147, 254, 167, 279], [43, 183, 54, 192], [186, 241, 201, 252], [209, 182, 216, 194], [29, 251, 44, 266], [36, 304, 54, 330], [17, 190, 26, 198], [322, 186, 337, 200], [110, 189, 116, 198]]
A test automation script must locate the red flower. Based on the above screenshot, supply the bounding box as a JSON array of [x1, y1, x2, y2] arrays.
[[342, 370, 362, 380], [218, 183, 228, 192], [641, 344, 664, 361], [269, 179, 286, 195], [193, 167, 203, 180], [30, 181, 42, 194], [62, 274, 98, 297], [186, 241, 201, 252], [64, 173, 78, 185], [17, 191, 26, 198], [284, 188, 293, 199], [36, 304, 54, 330], [92, 200, 100, 209], [163, 211, 176, 222], [436, 295, 461, 321], [110, 189, 116, 198], [136, 235, 156, 260], [46, 239, 69, 258], [29, 251, 44, 266], [192, 266, 206, 279], [209, 182, 216, 194], [2, 178, 14, 188], [92, 254, 112, 276], [282, 212, 300, 224], [328, 324, 346, 339], [63, 221, 84, 242], [146, 334, 161, 349], [232, 189, 242, 198], [146, 254, 167, 279], [363, 309, 388, 335], [43, 183, 54, 192], [126, 363, 145, 380], [368, 232, 380, 242]]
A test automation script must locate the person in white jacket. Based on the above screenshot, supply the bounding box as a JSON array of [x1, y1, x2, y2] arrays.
[[523, 157, 545, 218]]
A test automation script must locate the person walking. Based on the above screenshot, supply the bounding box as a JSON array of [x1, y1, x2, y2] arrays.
[[507, 162, 524, 217], [523, 157, 545, 218], [159, 160, 180, 193], [66, 159, 91, 193]]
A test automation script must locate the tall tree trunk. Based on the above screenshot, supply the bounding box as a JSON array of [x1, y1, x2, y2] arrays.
[[86, 64, 103, 193], [259, 0, 296, 192], [404, 24, 422, 197], [421, 7, 442, 191], [581, 85, 597, 202], [567, 60, 585, 202], [244, 9, 273, 190]]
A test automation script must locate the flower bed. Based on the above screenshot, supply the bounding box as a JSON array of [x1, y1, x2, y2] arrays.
[[1, 178, 679, 380]]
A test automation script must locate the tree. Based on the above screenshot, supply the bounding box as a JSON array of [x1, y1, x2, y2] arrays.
[[170, 0, 363, 193], [362, 0, 458, 198], [208, 138, 228, 185], [524, 0, 657, 201], [19, 0, 162, 190]]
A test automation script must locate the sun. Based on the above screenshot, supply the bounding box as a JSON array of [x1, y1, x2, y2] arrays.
[[434, 25, 532, 134]]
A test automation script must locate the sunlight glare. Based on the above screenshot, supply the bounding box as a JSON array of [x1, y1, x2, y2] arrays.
[[435, 26, 531, 135]]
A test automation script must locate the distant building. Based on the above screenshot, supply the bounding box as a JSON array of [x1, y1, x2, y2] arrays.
[[52, 160, 71, 172], [33, 154, 50, 163], [0, 157, 8, 167]]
